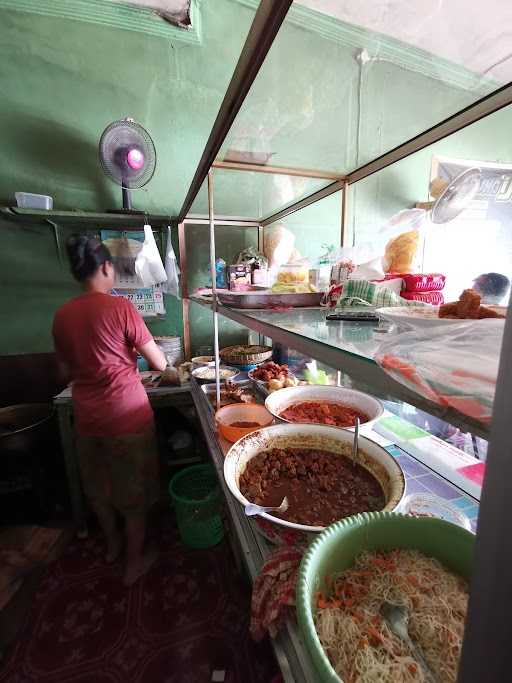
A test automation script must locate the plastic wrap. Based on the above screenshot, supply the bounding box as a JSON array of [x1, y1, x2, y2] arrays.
[[135, 224, 167, 287], [375, 320, 505, 422], [163, 226, 180, 298]]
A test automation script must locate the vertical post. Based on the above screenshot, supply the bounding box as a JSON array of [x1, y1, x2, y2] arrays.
[[258, 225, 264, 253], [208, 170, 221, 410], [178, 222, 191, 360], [340, 182, 349, 247], [457, 302, 512, 682]]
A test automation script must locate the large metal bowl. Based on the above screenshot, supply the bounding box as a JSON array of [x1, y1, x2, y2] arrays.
[[264, 385, 383, 429], [223, 423, 405, 533]]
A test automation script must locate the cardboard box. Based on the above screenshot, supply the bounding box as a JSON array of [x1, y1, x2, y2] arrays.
[[228, 264, 252, 291]]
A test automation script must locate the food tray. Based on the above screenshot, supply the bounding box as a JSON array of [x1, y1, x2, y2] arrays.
[[220, 344, 273, 365], [217, 290, 322, 309], [201, 380, 256, 413]]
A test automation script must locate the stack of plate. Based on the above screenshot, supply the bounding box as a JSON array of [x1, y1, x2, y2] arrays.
[[154, 336, 183, 367]]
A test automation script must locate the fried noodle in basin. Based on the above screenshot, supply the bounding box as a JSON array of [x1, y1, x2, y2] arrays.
[[315, 549, 468, 683]]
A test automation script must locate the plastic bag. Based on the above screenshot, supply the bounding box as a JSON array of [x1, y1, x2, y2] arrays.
[[235, 245, 268, 269], [135, 224, 167, 287], [162, 226, 180, 298], [375, 319, 505, 423]]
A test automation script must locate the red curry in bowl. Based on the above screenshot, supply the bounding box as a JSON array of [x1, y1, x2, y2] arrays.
[[279, 400, 369, 428], [239, 447, 384, 527]]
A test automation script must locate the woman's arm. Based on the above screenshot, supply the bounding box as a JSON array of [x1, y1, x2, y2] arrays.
[[137, 339, 167, 372]]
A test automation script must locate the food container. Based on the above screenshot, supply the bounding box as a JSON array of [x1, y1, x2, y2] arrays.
[[220, 345, 272, 367], [154, 336, 184, 366], [296, 512, 474, 683], [191, 355, 215, 369], [215, 403, 274, 443], [399, 493, 472, 531], [265, 385, 383, 429], [277, 263, 309, 284], [191, 365, 239, 383], [252, 267, 268, 287], [228, 264, 252, 291], [15, 192, 53, 210], [224, 423, 405, 533], [201, 380, 256, 411], [217, 290, 323, 309]]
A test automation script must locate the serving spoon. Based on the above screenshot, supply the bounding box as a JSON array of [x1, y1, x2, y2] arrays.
[[245, 497, 289, 517], [380, 602, 438, 683], [352, 416, 360, 466]]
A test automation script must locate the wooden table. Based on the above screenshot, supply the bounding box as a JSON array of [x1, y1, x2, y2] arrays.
[[54, 384, 191, 535]]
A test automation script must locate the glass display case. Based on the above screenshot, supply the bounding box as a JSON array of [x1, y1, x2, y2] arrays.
[[177, 2, 512, 681]]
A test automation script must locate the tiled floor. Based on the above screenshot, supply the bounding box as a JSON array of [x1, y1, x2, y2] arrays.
[[385, 445, 480, 532]]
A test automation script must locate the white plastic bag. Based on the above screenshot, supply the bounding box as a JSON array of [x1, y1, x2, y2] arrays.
[[375, 319, 505, 423], [163, 226, 180, 298], [134, 224, 167, 287]]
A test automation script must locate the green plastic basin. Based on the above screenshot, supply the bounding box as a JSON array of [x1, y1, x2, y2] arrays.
[[296, 511, 475, 683]]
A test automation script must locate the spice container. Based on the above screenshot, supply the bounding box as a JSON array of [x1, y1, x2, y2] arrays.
[[277, 263, 309, 284], [252, 266, 268, 287], [228, 264, 252, 291]]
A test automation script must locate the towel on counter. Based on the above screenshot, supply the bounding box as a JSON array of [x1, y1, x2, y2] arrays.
[[250, 546, 303, 641], [336, 279, 429, 309]]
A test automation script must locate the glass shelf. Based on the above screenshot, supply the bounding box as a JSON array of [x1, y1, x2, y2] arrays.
[[190, 296, 489, 439]]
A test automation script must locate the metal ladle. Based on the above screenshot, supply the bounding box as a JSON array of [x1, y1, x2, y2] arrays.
[[352, 416, 360, 466], [380, 602, 438, 683], [245, 496, 289, 517]]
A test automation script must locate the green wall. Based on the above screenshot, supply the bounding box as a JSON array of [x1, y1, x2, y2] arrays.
[[185, 223, 258, 354], [348, 104, 512, 246], [0, 217, 183, 354], [1, 0, 509, 357]]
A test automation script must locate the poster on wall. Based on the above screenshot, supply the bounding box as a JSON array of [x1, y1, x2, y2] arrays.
[[423, 155, 512, 302], [100, 229, 166, 317]]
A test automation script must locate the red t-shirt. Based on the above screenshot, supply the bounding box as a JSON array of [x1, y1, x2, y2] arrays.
[[53, 292, 154, 437]]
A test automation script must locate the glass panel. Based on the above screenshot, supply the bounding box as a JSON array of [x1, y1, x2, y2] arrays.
[[219, 1, 511, 174], [189, 168, 330, 219], [349, 103, 512, 304], [266, 189, 342, 263], [186, 222, 258, 354], [237, 308, 383, 362]]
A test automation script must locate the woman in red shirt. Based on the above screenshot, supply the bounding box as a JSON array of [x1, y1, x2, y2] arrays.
[[53, 235, 167, 586]]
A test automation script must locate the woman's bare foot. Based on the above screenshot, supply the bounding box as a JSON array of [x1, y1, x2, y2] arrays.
[[105, 533, 123, 564], [123, 547, 159, 587]]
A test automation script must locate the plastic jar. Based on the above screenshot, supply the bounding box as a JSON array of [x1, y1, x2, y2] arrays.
[[277, 263, 309, 284]]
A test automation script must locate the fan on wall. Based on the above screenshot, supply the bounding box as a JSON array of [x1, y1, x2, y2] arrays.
[[430, 168, 482, 223], [99, 117, 156, 211]]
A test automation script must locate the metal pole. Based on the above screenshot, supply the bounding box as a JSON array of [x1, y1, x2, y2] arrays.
[[208, 170, 221, 410], [457, 301, 512, 682]]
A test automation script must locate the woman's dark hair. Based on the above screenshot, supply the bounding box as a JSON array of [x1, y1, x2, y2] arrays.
[[473, 272, 510, 298], [66, 234, 112, 282]]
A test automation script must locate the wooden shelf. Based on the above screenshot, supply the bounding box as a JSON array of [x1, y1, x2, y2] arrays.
[[0, 207, 173, 227]]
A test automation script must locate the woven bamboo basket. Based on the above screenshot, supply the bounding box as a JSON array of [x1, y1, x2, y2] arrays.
[[219, 345, 272, 366]]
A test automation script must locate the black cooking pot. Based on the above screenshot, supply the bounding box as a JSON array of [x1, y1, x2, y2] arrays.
[[0, 403, 55, 454]]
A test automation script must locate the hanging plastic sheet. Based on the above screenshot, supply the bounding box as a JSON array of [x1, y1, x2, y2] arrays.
[[135, 224, 167, 287], [162, 226, 181, 299], [375, 319, 505, 422]]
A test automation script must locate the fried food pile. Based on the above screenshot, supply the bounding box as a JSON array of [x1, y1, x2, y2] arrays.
[[439, 289, 505, 319]]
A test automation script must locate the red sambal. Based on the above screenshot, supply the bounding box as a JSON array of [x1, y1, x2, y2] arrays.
[[279, 401, 369, 428]]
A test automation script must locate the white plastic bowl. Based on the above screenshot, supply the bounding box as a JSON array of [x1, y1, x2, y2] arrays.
[[265, 385, 383, 429], [223, 423, 405, 533]]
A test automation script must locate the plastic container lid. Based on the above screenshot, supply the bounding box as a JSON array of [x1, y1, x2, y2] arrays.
[[399, 493, 472, 531]]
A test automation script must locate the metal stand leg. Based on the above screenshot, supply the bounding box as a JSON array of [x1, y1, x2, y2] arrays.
[[56, 404, 88, 538]]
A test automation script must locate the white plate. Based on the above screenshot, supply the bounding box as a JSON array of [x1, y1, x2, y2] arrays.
[[377, 305, 506, 328], [265, 385, 383, 429]]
